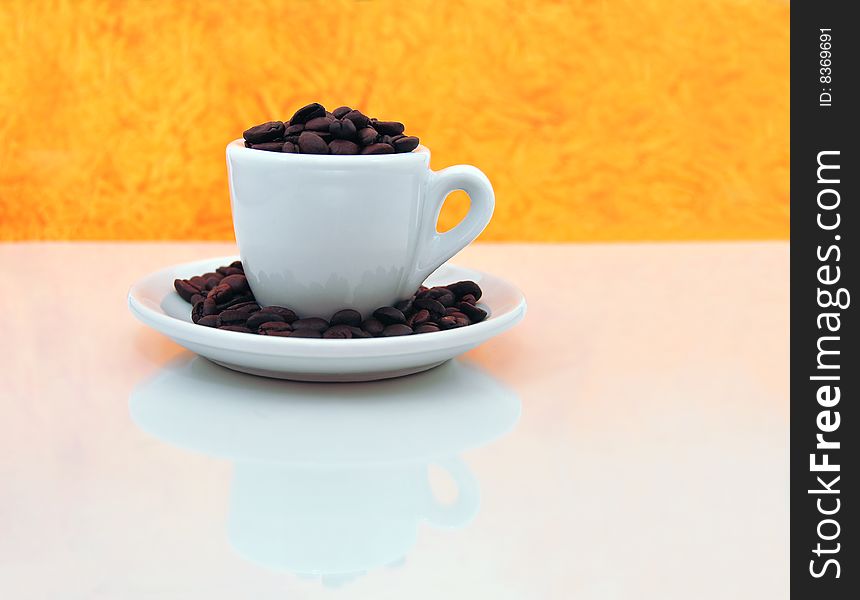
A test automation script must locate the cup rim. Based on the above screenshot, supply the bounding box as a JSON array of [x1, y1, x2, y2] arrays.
[[227, 138, 430, 165]]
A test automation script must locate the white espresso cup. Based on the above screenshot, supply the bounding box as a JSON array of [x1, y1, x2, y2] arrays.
[[226, 140, 494, 318]]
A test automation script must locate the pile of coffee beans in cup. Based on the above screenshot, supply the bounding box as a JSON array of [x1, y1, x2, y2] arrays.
[[242, 103, 420, 155], [174, 261, 487, 339]]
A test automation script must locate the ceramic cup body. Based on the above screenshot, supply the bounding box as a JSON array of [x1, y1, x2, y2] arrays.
[[226, 140, 494, 318]]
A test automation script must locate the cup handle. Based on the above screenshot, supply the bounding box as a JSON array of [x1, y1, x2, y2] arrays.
[[423, 458, 480, 528], [410, 165, 495, 290]]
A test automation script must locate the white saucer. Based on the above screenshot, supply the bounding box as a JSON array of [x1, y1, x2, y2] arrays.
[[128, 256, 526, 381]]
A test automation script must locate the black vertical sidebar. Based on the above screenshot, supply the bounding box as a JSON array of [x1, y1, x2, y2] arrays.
[[791, 2, 857, 597]]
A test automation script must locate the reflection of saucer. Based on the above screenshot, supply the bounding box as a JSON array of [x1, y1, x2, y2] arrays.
[[127, 257, 526, 381], [128, 357, 521, 579], [130, 356, 521, 466]]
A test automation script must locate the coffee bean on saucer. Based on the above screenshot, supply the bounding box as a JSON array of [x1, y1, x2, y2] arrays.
[[257, 321, 293, 334], [174, 279, 202, 302], [357, 127, 378, 146], [219, 309, 250, 325], [393, 136, 420, 153], [361, 318, 385, 336], [190, 293, 204, 305], [298, 131, 330, 154], [348, 326, 372, 338], [461, 294, 477, 305], [243, 121, 286, 143], [323, 325, 354, 339], [423, 287, 455, 307], [246, 312, 285, 329], [343, 110, 370, 129], [244, 141, 252, 148], [373, 306, 406, 325], [413, 323, 440, 334], [258, 306, 298, 323], [290, 102, 326, 125], [331, 309, 362, 327], [414, 297, 446, 316], [285, 124, 304, 135], [411, 309, 431, 326], [437, 316, 457, 330], [197, 314, 221, 328], [251, 142, 284, 152], [382, 324, 413, 336], [290, 328, 323, 338], [202, 297, 219, 316], [219, 325, 252, 333], [457, 301, 487, 323], [393, 298, 413, 313], [447, 280, 482, 300], [374, 121, 405, 136], [305, 116, 334, 132], [330, 118, 357, 139], [282, 141, 298, 153], [329, 139, 360, 155], [292, 317, 330, 332], [192, 300, 205, 323], [262, 329, 293, 337], [361, 143, 394, 155], [332, 106, 352, 118]]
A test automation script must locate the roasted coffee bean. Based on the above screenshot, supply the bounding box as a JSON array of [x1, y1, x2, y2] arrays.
[[361, 318, 385, 336], [305, 116, 334, 132], [411, 309, 431, 325], [258, 306, 298, 323], [229, 261, 243, 269], [323, 325, 354, 339], [188, 275, 208, 289], [221, 274, 249, 293], [245, 312, 284, 329], [290, 102, 326, 125], [393, 136, 420, 153], [373, 306, 406, 325], [192, 300, 205, 323], [282, 141, 298, 153], [329, 118, 357, 139], [202, 297, 220, 316], [457, 301, 487, 323], [445, 306, 460, 316], [437, 316, 457, 330], [290, 328, 323, 338], [298, 131, 329, 155], [380, 135, 393, 145], [374, 121, 405, 136], [414, 323, 440, 334], [331, 309, 362, 327], [262, 329, 293, 337], [348, 326, 372, 338], [332, 106, 352, 118], [243, 121, 286, 143], [447, 280, 482, 300], [190, 293, 205, 304], [424, 286, 455, 306], [382, 324, 413, 336], [244, 140, 252, 148], [251, 142, 284, 152], [292, 317, 330, 332], [258, 321, 292, 334], [329, 139, 360, 155], [217, 294, 255, 310], [461, 294, 477, 305], [221, 267, 244, 277], [174, 279, 202, 302], [285, 134, 301, 144], [452, 314, 471, 327], [357, 127, 378, 146], [285, 124, 304, 135], [197, 314, 221, 328], [343, 110, 370, 129], [414, 297, 446, 315], [361, 143, 394, 155], [394, 298, 413, 313], [219, 309, 250, 325], [227, 301, 260, 311], [219, 325, 252, 333]]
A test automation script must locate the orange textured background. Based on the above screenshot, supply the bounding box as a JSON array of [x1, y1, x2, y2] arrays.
[[0, 0, 789, 241]]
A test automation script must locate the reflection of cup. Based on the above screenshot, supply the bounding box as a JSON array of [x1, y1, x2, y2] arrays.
[[230, 459, 478, 576], [129, 357, 520, 581], [226, 141, 494, 317]]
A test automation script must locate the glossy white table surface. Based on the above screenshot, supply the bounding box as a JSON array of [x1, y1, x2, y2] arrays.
[[0, 242, 788, 599]]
